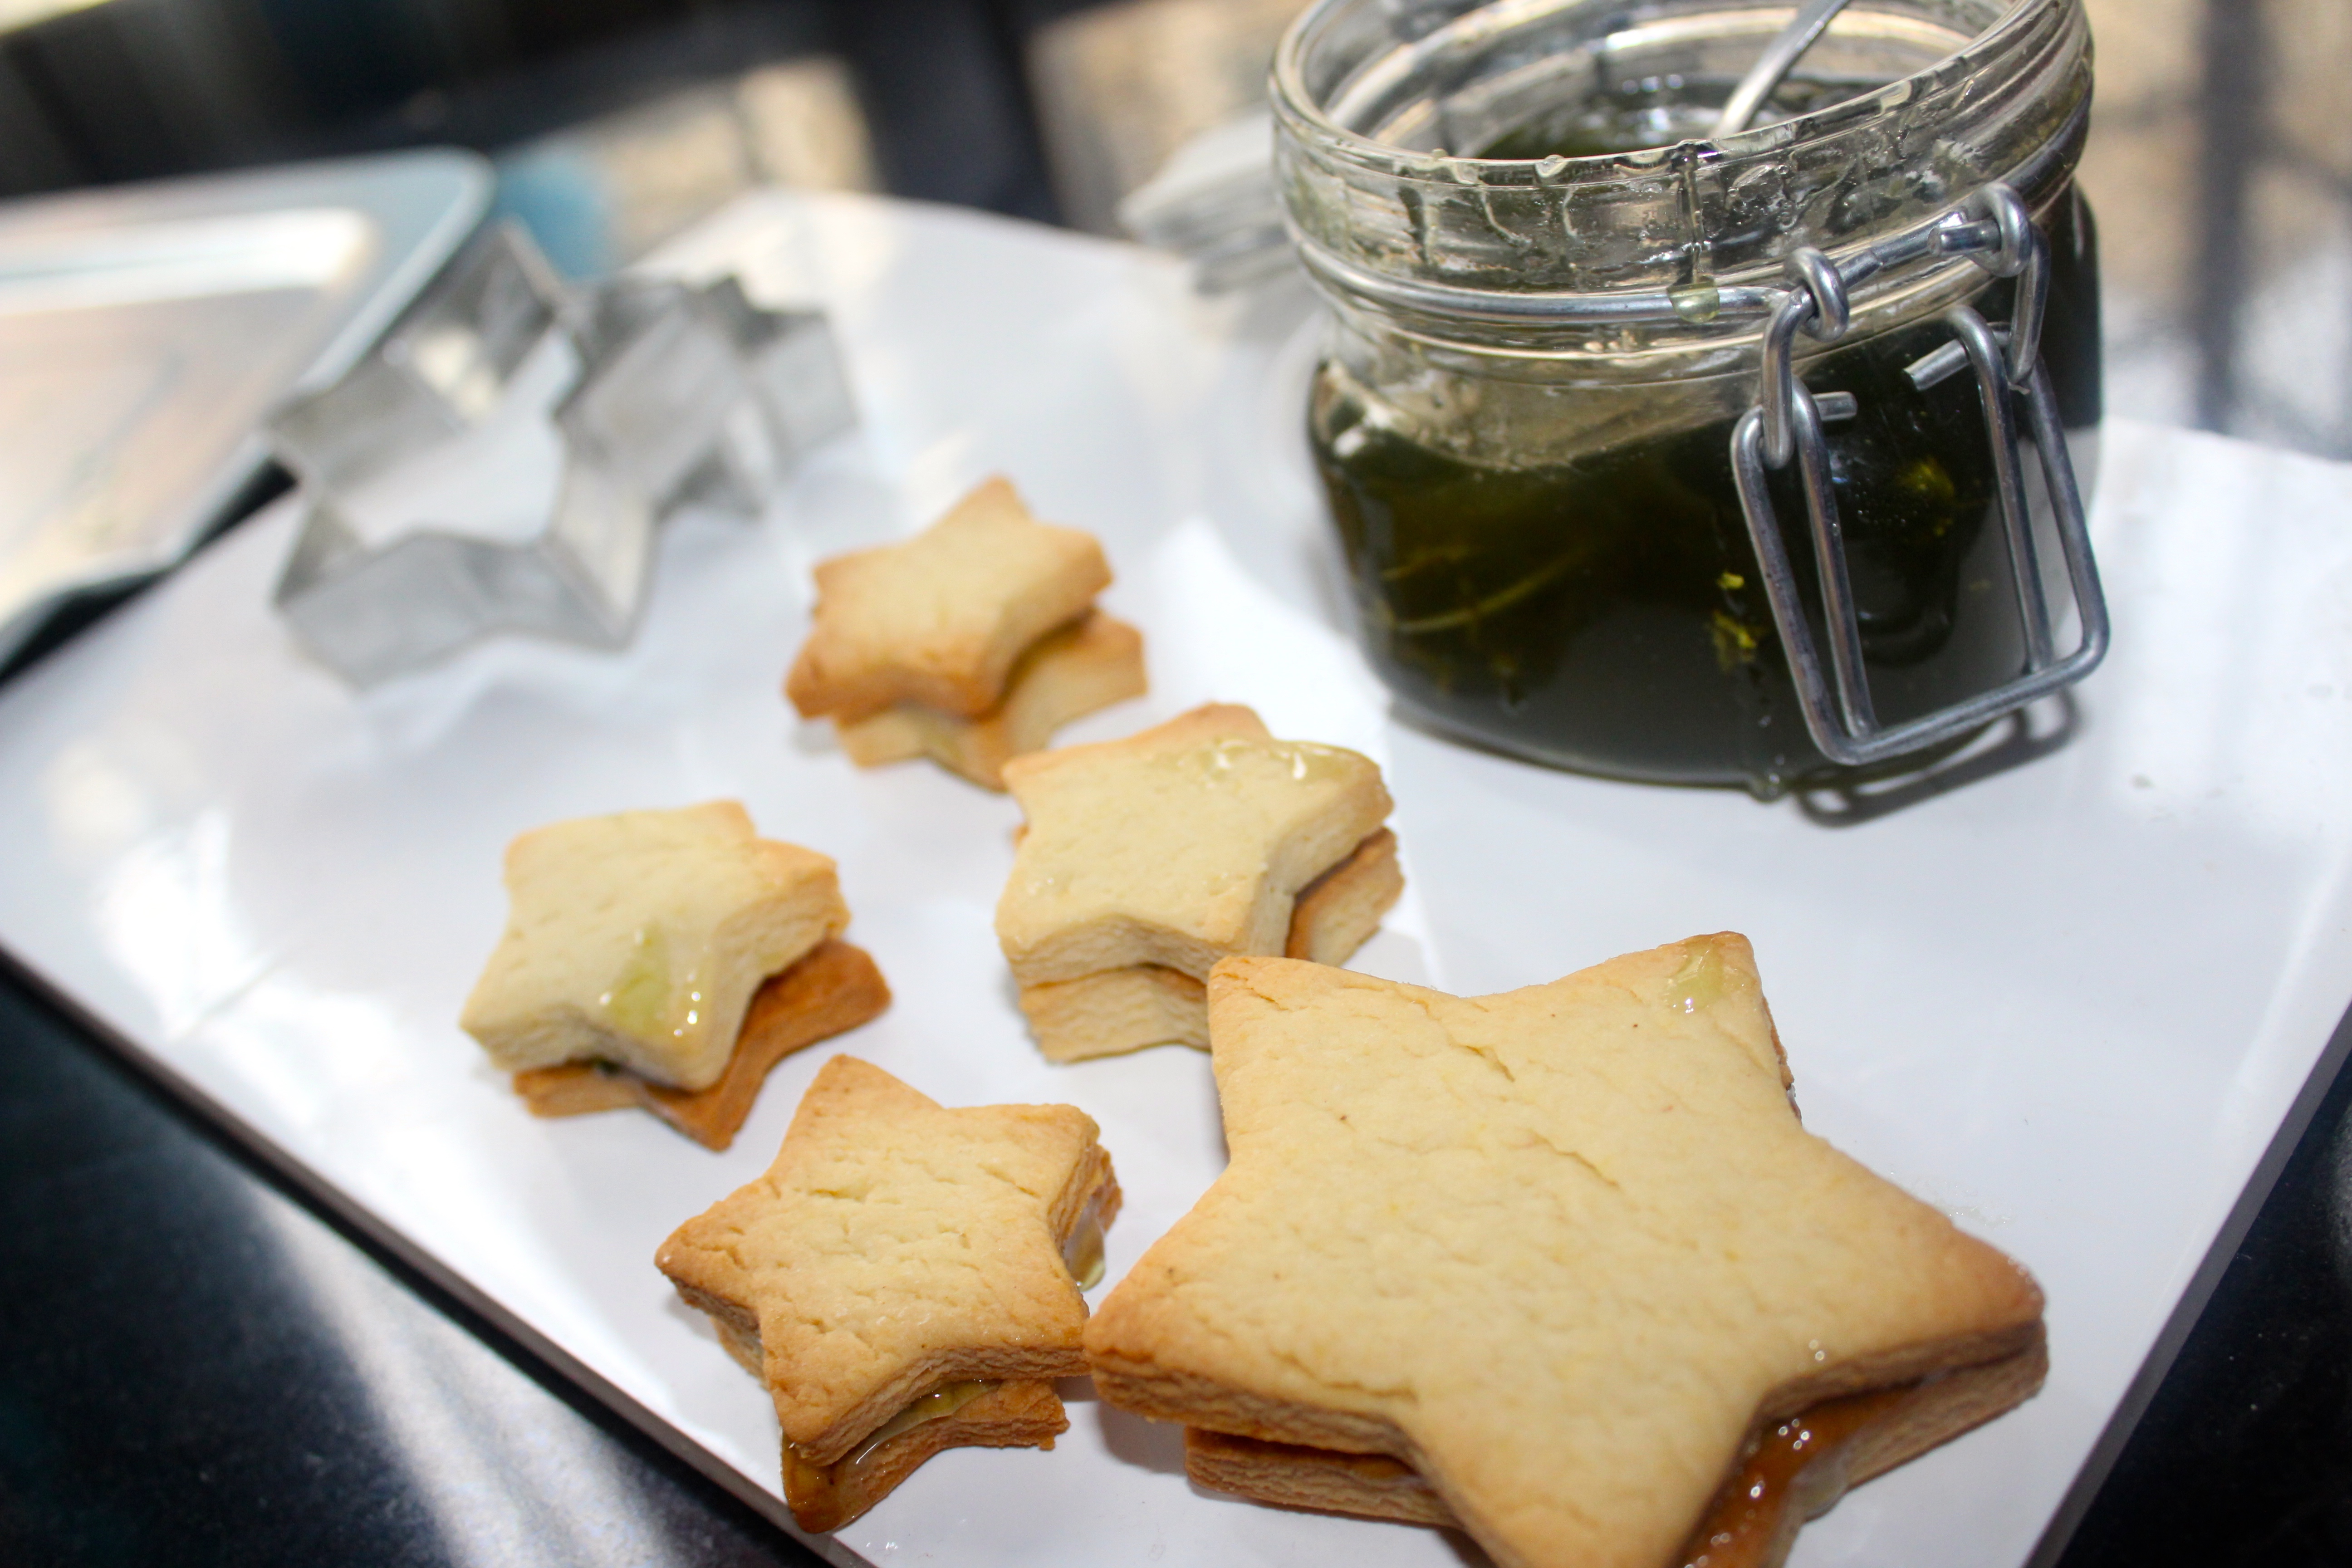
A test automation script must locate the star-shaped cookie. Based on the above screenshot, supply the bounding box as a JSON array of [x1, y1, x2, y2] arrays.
[[461, 801, 849, 1091], [1083, 938, 2045, 1568], [833, 608, 1147, 789], [785, 475, 1112, 721], [658, 1055, 1120, 1531], [995, 703, 1394, 985]]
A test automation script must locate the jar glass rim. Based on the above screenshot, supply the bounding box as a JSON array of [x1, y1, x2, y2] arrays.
[[1271, 0, 2067, 181], [1271, 0, 2091, 317]]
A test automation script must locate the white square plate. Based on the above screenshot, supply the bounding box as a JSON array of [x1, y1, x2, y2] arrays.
[[3, 191, 2351, 1568]]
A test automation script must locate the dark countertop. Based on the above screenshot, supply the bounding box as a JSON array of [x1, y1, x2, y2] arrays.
[[5, 2, 2352, 1564], [0, 954, 809, 1568]]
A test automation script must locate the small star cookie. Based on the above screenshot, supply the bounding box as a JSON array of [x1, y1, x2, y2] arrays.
[[460, 801, 886, 1147], [658, 1055, 1121, 1531], [995, 703, 1401, 1060], [833, 609, 1145, 789], [1084, 938, 2045, 1568], [785, 479, 1143, 787]]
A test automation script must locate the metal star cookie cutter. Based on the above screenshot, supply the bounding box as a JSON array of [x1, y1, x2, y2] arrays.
[[267, 223, 854, 686]]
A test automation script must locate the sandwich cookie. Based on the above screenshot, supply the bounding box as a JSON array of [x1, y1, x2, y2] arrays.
[[461, 801, 888, 1149], [787, 476, 1146, 789], [996, 703, 1403, 1061], [658, 1056, 1121, 1531], [1084, 939, 2046, 1568]]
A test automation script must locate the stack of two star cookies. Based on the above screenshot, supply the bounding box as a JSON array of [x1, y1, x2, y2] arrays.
[[995, 703, 1405, 1062], [461, 801, 890, 1149], [1083, 937, 2051, 1568], [787, 477, 1146, 789], [658, 1055, 1120, 1532]]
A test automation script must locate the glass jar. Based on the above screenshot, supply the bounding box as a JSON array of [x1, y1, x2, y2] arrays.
[[1273, 0, 2104, 797]]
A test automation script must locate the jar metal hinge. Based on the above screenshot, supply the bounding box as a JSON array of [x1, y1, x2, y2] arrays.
[[1729, 184, 2110, 769]]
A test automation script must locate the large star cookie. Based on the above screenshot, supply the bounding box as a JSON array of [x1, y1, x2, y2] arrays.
[[996, 703, 1400, 1060], [1084, 939, 2045, 1568], [658, 1056, 1120, 1531]]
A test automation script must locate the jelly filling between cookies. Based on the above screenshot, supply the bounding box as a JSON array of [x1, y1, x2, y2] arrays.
[[1678, 1383, 1916, 1568], [1061, 1192, 1112, 1290], [1196, 1377, 1918, 1564], [792, 1379, 1006, 1480]]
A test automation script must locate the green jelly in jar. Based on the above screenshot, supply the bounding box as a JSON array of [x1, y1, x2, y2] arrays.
[[1276, 0, 2103, 796]]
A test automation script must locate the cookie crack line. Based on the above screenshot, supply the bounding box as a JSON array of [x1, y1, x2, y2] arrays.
[[1501, 1128, 1625, 1191], [1452, 1036, 1518, 1083]]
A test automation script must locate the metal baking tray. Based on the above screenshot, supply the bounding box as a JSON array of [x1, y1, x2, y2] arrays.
[[0, 149, 491, 664]]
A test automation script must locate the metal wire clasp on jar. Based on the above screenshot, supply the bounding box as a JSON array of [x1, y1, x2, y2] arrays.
[[1731, 183, 2107, 768]]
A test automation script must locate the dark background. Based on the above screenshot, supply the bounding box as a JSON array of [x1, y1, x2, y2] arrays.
[[0, 0, 2343, 458], [0, 1, 1074, 220], [3, 0, 2351, 1564]]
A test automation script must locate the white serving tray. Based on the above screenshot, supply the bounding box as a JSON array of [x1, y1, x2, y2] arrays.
[[3, 191, 2351, 1568]]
